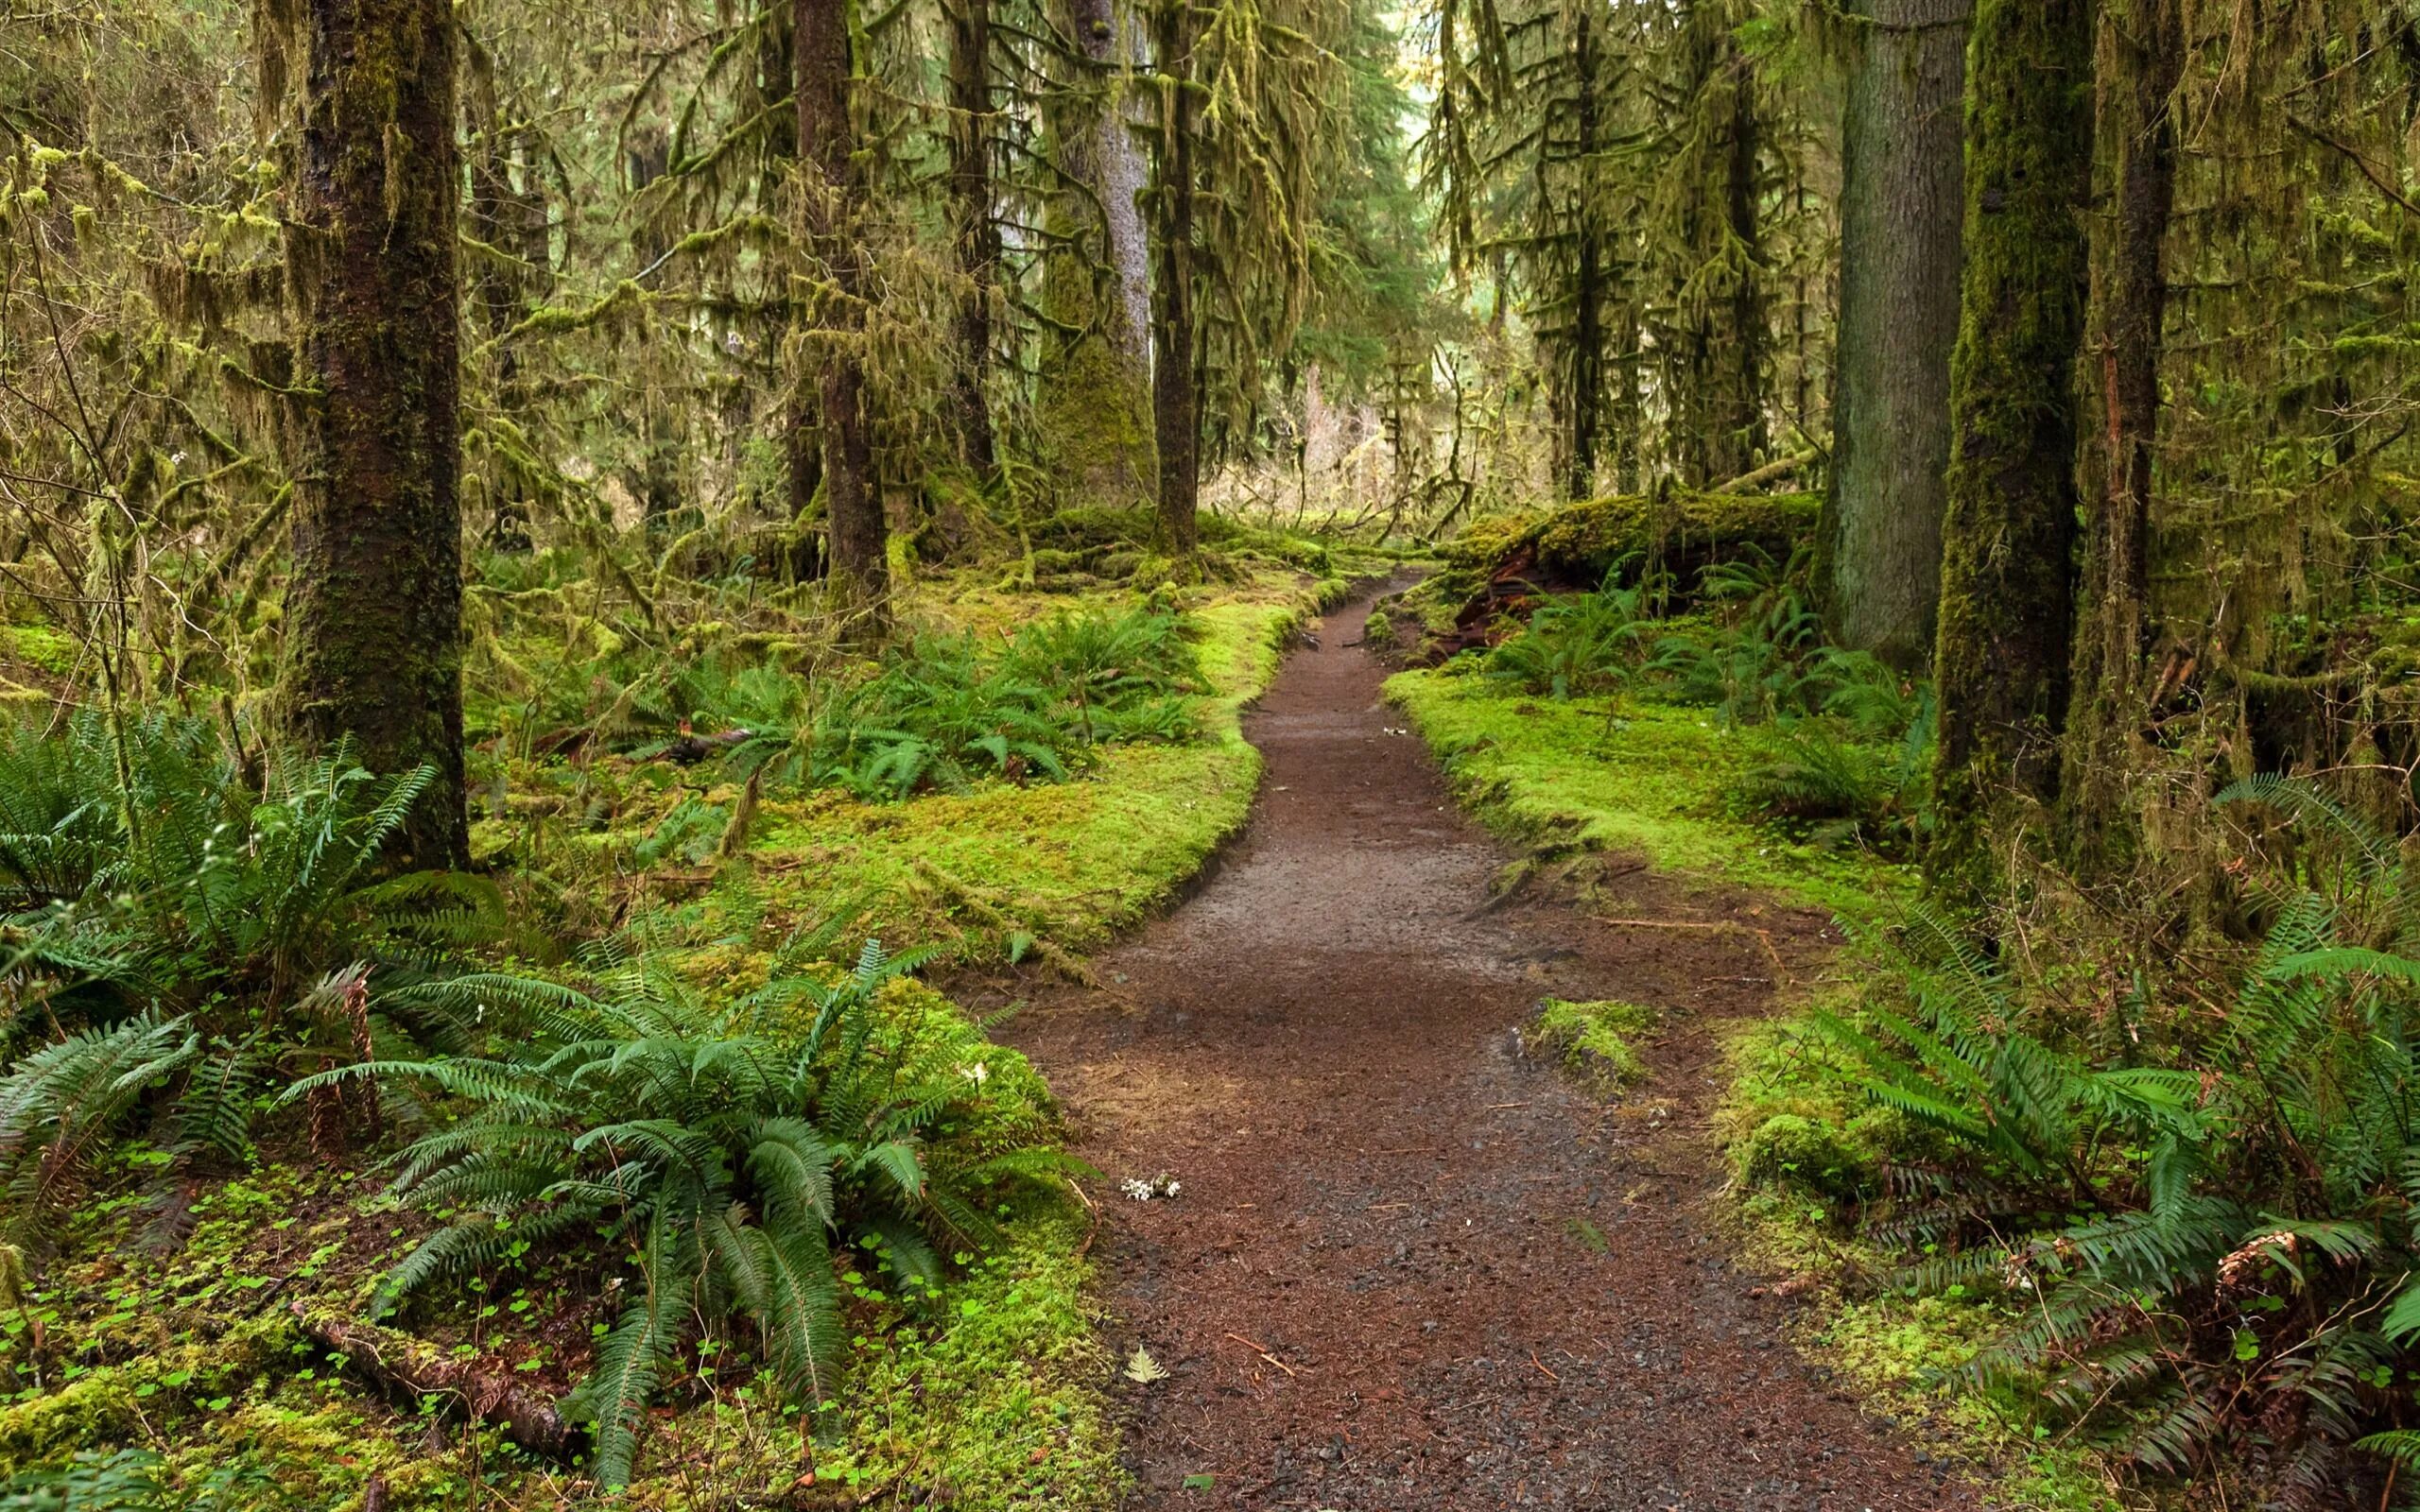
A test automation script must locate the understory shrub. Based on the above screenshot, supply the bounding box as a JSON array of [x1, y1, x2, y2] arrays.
[[1483, 569, 1661, 697], [631, 604, 1201, 799], [305, 938, 1079, 1486], [1476, 548, 1936, 852], [1798, 788, 2420, 1496], [0, 713, 506, 1231]]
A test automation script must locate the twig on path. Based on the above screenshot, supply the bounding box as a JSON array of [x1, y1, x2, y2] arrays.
[[1223, 1332, 1301, 1377]]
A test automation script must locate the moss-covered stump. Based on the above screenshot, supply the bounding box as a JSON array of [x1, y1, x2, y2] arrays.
[[1413, 490, 1821, 659]]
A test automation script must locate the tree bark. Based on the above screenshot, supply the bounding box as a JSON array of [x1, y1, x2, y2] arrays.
[[947, 0, 1000, 479], [1928, 0, 2095, 902], [2062, 0, 2182, 879], [1037, 0, 1157, 508], [1824, 0, 1970, 669], [1564, 9, 1604, 503], [1150, 0, 1200, 555], [281, 0, 469, 870], [797, 0, 887, 617]]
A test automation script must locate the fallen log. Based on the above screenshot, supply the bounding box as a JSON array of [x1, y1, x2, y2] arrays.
[[1406, 487, 1824, 661], [292, 1302, 576, 1458], [1709, 448, 1821, 495]]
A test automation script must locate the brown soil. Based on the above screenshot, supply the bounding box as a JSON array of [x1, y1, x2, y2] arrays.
[[994, 590, 1981, 1511]]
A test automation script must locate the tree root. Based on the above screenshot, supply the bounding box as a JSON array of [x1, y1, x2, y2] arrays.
[[293, 1302, 575, 1458]]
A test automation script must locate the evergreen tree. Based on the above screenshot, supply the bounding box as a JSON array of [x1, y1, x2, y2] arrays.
[[1928, 0, 2094, 901], [1148, 0, 1334, 553], [796, 0, 887, 615], [1824, 0, 1969, 668], [271, 0, 471, 868], [1037, 0, 1159, 510], [2061, 0, 2183, 878]]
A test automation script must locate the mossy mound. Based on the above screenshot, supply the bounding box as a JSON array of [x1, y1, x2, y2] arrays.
[[1735, 1111, 1875, 1202], [1530, 997, 1660, 1092], [1404, 489, 1821, 660]]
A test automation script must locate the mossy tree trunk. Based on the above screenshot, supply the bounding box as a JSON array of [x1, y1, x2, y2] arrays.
[[1670, 7, 1770, 487], [1824, 0, 1970, 668], [947, 0, 1000, 480], [2062, 0, 2182, 879], [761, 9, 823, 583], [1150, 0, 1200, 556], [1038, 0, 1157, 509], [1927, 0, 2095, 902], [797, 0, 887, 616], [280, 0, 469, 869]]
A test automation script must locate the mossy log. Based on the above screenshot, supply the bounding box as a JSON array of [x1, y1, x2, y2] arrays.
[[294, 1303, 574, 1458], [1419, 489, 1821, 658]]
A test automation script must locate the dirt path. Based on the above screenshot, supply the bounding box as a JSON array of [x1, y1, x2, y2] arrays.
[[996, 592, 1979, 1510]]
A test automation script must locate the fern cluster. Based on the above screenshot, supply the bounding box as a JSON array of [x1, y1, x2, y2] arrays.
[[302, 938, 1077, 1487], [1482, 565, 1662, 697], [0, 712, 504, 1232], [1805, 787, 2420, 1495], [0, 1448, 267, 1510], [622, 604, 1201, 799]]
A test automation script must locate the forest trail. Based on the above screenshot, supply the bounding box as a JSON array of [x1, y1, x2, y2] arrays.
[[997, 589, 1980, 1511]]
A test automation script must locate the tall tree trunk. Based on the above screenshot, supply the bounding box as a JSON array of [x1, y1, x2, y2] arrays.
[[1038, 0, 1157, 508], [1928, 0, 2095, 903], [947, 0, 999, 478], [1719, 53, 1768, 480], [281, 0, 468, 869], [1151, 0, 1200, 555], [1612, 306, 1641, 494], [1565, 9, 1604, 503], [765, 6, 822, 581], [797, 0, 886, 615], [1824, 0, 1970, 669], [2063, 0, 2182, 878], [464, 38, 543, 554], [1670, 8, 1768, 487]]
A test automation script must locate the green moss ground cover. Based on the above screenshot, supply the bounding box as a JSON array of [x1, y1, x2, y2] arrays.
[[1384, 664, 1900, 918], [734, 590, 1322, 962]]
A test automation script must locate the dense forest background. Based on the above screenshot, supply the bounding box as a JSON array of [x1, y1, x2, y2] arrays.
[[8, 0, 2420, 1505]]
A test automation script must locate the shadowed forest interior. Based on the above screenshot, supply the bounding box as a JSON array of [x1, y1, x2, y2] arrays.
[[5, 0, 2420, 1506]]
